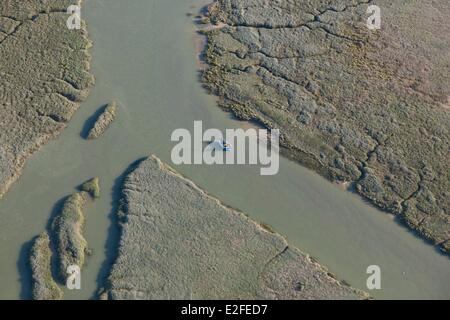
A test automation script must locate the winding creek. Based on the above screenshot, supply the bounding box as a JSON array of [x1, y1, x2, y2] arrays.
[[0, 0, 449, 299]]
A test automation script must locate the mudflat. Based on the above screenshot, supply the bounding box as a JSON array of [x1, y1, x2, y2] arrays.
[[201, 0, 450, 253], [101, 156, 368, 300], [0, 0, 93, 198]]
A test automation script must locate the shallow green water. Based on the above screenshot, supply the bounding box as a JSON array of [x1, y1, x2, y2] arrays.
[[0, 0, 448, 300]]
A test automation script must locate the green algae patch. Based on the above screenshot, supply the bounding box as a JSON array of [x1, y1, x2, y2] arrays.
[[29, 232, 63, 300], [80, 177, 100, 199]]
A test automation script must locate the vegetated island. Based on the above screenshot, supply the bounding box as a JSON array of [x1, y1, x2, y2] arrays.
[[86, 102, 118, 140], [51, 191, 91, 282], [29, 178, 100, 300], [200, 0, 450, 253], [0, 0, 94, 199], [29, 232, 64, 300], [100, 156, 368, 300]]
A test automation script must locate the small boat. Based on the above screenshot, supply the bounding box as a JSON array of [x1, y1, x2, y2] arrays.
[[222, 140, 232, 152], [210, 140, 232, 152]]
